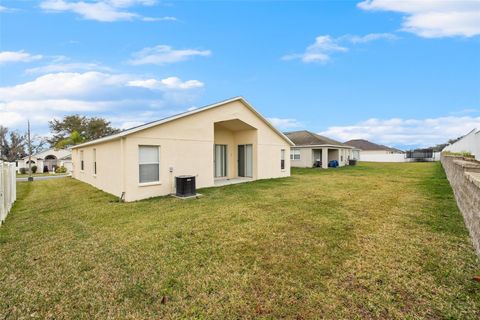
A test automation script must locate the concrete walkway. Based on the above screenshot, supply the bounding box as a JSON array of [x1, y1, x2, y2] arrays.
[[214, 177, 253, 187], [16, 174, 71, 182]]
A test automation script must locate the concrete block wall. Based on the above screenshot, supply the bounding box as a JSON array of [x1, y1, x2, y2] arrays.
[[441, 154, 480, 255]]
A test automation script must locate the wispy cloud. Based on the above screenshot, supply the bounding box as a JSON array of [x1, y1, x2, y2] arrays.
[[320, 115, 480, 147], [40, 0, 175, 22], [0, 5, 16, 13], [357, 0, 480, 38], [341, 33, 398, 43], [282, 33, 397, 63], [129, 45, 211, 65], [282, 35, 348, 63], [24, 55, 112, 74], [26, 61, 110, 74], [0, 51, 43, 65], [128, 77, 204, 90], [267, 117, 302, 130]]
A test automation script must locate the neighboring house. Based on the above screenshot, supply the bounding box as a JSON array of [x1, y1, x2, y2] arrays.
[[344, 139, 405, 162], [16, 148, 72, 173], [285, 130, 356, 168], [71, 97, 293, 202], [443, 128, 480, 161]]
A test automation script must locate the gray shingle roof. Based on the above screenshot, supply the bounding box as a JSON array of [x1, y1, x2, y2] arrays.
[[344, 139, 403, 153], [284, 131, 350, 147]]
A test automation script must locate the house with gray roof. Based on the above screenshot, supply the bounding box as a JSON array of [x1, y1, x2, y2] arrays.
[[344, 139, 404, 154], [344, 139, 406, 162], [285, 130, 357, 168]]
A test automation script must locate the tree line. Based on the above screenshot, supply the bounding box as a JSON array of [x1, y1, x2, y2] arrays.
[[0, 115, 119, 162]]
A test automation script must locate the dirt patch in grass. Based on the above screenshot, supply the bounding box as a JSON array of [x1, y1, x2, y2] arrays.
[[1, 162, 479, 319]]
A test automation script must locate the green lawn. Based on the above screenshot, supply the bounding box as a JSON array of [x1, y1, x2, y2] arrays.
[[1, 162, 479, 319]]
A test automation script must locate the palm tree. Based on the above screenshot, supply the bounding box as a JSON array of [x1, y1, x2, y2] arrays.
[[55, 130, 85, 149]]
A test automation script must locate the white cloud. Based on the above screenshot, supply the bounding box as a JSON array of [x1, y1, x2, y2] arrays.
[[267, 117, 302, 130], [282, 33, 396, 63], [0, 111, 25, 127], [282, 36, 348, 63], [342, 33, 398, 43], [320, 115, 480, 147], [129, 45, 211, 65], [357, 0, 480, 38], [25, 61, 111, 74], [119, 121, 144, 130], [0, 71, 205, 130], [0, 51, 43, 65], [142, 16, 177, 22], [0, 5, 16, 13], [24, 55, 112, 74], [128, 77, 204, 90], [0, 72, 128, 100], [40, 0, 173, 22]]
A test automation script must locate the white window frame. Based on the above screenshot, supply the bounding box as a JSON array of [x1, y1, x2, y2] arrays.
[[138, 145, 161, 186], [290, 148, 301, 160], [93, 148, 97, 176], [80, 150, 84, 171], [281, 149, 286, 171]]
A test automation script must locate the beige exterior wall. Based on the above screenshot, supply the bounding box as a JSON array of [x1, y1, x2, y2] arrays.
[[72, 100, 291, 202], [290, 148, 312, 168], [290, 146, 353, 168], [72, 139, 123, 197]]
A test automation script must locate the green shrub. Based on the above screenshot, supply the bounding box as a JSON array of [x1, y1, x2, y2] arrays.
[[19, 168, 26, 174], [31, 165, 38, 173], [55, 166, 67, 174], [443, 151, 475, 159]]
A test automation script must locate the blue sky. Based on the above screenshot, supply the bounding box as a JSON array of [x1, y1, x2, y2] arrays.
[[1, 0, 479, 149]]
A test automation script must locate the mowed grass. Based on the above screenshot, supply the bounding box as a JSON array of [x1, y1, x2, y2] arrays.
[[1, 162, 479, 319]]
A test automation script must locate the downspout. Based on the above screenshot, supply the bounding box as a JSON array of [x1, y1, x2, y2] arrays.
[[120, 137, 126, 201]]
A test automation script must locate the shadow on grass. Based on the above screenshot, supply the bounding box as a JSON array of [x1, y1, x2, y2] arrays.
[[413, 162, 467, 237]]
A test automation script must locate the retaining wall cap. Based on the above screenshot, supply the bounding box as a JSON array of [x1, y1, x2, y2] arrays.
[[453, 159, 480, 169], [443, 155, 464, 158], [465, 172, 480, 189]]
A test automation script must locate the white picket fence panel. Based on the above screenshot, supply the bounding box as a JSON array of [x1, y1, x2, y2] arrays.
[[0, 161, 17, 225]]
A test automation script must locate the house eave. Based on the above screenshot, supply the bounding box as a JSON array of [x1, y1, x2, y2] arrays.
[[72, 96, 294, 149]]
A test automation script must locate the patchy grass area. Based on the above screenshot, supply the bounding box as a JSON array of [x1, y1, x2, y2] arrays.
[[1, 162, 479, 319], [16, 172, 69, 177]]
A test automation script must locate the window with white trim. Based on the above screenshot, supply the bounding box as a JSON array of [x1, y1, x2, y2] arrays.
[[93, 148, 97, 175], [290, 148, 300, 160], [139, 145, 160, 183], [80, 150, 84, 171], [281, 149, 285, 170]]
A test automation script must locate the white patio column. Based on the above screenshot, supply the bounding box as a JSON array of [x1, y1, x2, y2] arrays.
[[322, 147, 329, 168]]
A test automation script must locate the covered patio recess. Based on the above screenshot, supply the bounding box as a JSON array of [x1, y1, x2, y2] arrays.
[[213, 119, 258, 185]]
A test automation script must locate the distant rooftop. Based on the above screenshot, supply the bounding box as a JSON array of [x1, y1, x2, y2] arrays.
[[285, 130, 350, 148], [344, 139, 404, 153]]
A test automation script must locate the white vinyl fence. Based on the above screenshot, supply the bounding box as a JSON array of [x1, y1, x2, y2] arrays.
[[0, 161, 17, 225], [443, 129, 480, 161], [360, 152, 441, 163], [360, 153, 407, 162]]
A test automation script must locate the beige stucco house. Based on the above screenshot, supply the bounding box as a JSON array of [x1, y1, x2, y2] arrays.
[[285, 131, 355, 168], [344, 139, 405, 162], [71, 97, 293, 202], [16, 148, 72, 173], [344, 139, 404, 155]]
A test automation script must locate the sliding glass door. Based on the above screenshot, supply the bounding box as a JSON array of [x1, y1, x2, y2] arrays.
[[238, 144, 253, 177], [214, 144, 227, 178]]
